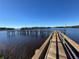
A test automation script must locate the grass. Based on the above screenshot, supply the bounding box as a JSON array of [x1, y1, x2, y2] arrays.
[[0, 55, 4, 59]]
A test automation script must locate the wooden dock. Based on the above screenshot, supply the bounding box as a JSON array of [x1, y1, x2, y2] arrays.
[[32, 31, 79, 59], [44, 31, 67, 59]]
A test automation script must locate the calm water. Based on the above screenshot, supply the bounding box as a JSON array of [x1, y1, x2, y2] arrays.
[[65, 28, 79, 44], [50, 28, 79, 44], [0, 28, 79, 59], [0, 30, 50, 59]]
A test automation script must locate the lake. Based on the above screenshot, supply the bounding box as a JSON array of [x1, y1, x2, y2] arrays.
[[0, 30, 50, 59], [51, 28, 79, 44], [65, 28, 79, 44], [0, 28, 79, 59]]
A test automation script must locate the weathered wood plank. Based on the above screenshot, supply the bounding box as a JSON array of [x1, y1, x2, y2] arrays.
[[45, 31, 67, 59]]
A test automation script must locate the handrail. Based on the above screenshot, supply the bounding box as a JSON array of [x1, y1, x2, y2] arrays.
[[32, 32, 53, 59]]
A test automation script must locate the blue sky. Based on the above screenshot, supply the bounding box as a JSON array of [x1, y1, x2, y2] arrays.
[[0, 0, 79, 28]]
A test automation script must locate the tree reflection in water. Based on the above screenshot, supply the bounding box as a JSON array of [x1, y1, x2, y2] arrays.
[[0, 30, 50, 59]]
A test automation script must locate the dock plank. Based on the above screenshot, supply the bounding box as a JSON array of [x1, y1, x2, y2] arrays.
[[45, 31, 67, 59]]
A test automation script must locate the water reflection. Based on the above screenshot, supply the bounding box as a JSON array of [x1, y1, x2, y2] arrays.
[[7, 30, 50, 37], [0, 30, 50, 59], [0, 28, 79, 59]]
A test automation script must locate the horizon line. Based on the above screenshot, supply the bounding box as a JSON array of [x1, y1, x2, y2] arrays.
[[0, 25, 79, 28]]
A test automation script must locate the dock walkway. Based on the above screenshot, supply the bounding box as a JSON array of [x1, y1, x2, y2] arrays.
[[32, 31, 79, 59], [44, 31, 67, 59]]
